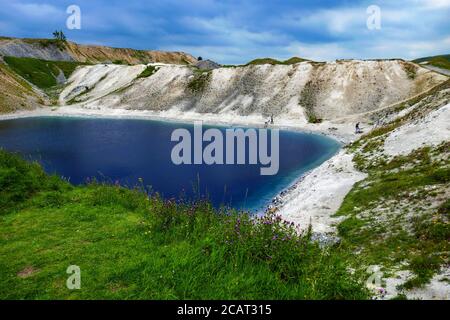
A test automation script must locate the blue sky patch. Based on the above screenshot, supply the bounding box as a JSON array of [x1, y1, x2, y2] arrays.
[[0, 0, 449, 64]]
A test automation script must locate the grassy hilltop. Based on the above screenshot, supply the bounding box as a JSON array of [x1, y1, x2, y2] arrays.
[[413, 54, 450, 71]]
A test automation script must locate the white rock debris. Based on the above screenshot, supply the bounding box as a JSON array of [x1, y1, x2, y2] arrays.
[[276, 150, 367, 233], [384, 103, 450, 157]]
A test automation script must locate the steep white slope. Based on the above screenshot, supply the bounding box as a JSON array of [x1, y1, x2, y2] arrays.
[[384, 103, 450, 156], [60, 64, 146, 104], [60, 60, 447, 124]]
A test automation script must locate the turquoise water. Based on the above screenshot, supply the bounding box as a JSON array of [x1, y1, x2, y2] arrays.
[[0, 117, 340, 212]]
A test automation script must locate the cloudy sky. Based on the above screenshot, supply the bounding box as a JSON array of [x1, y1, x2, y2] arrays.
[[0, 0, 449, 64]]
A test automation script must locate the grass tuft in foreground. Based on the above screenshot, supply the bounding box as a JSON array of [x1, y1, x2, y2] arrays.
[[0, 150, 367, 299]]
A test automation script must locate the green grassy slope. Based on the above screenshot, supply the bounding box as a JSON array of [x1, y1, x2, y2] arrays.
[[3, 56, 85, 89], [337, 81, 450, 291], [413, 54, 450, 71], [0, 61, 41, 113], [339, 143, 449, 289], [0, 150, 367, 299]]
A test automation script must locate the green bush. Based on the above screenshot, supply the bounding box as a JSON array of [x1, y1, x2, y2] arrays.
[[137, 65, 158, 78], [187, 70, 211, 93], [0, 150, 69, 214]]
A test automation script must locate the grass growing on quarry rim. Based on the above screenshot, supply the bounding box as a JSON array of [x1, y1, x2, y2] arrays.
[[22, 38, 67, 51], [3, 56, 85, 89], [245, 57, 308, 66], [0, 150, 368, 299], [413, 54, 450, 71]]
